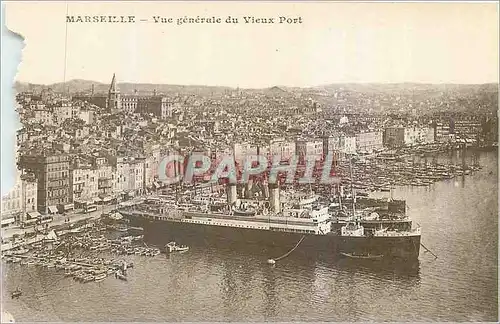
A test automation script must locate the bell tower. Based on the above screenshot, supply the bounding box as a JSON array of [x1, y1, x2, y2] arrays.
[[108, 73, 121, 113]]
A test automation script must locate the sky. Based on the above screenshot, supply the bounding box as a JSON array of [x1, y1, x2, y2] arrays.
[[5, 1, 500, 88]]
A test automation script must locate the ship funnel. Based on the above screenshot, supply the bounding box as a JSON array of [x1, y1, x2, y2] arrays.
[[226, 183, 237, 205], [262, 178, 270, 198], [245, 179, 254, 199], [268, 183, 280, 213], [263, 184, 270, 199]]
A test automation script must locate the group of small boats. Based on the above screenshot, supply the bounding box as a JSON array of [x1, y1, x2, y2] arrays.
[[2, 220, 142, 286], [3, 256, 24, 264], [3, 247, 31, 263], [333, 157, 482, 191], [3, 216, 193, 296], [3, 249, 134, 284], [70, 268, 110, 283], [111, 245, 161, 257], [64, 231, 162, 258], [69, 263, 131, 283]]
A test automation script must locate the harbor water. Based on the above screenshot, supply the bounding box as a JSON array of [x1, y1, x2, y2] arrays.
[[2, 150, 497, 322]]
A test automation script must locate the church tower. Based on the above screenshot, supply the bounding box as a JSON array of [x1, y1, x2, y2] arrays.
[[108, 73, 121, 113]]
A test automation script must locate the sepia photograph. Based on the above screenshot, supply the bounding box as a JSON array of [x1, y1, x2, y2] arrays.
[[1, 1, 498, 322]]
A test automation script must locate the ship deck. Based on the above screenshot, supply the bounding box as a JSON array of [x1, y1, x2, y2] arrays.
[[118, 207, 321, 228]]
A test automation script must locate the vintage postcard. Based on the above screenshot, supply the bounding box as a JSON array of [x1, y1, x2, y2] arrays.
[[1, 1, 498, 322]]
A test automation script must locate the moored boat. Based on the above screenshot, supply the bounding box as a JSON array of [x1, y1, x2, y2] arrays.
[[11, 288, 22, 299], [165, 242, 190, 253], [115, 271, 127, 281], [120, 157, 421, 261]]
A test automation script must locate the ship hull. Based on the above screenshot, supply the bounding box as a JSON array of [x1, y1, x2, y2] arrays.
[[126, 215, 420, 261]]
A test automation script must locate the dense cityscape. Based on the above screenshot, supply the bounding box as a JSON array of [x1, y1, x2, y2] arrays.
[[3, 72, 499, 324], [1, 75, 498, 230], [3, 1, 498, 321]]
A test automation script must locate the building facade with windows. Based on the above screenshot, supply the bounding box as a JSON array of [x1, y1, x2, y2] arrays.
[[19, 151, 71, 214]]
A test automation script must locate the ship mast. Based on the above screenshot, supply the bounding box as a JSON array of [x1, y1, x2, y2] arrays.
[[338, 184, 343, 210], [348, 154, 357, 224]]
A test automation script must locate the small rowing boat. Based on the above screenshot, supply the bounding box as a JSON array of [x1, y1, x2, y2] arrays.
[[165, 242, 189, 253]]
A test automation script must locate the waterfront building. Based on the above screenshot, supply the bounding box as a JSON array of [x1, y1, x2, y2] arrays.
[[385, 126, 435, 148], [18, 150, 71, 214], [295, 139, 324, 160], [322, 134, 343, 163], [1, 172, 37, 225], [113, 156, 146, 197], [355, 130, 383, 153], [417, 126, 435, 144], [340, 135, 357, 156], [71, 160, 99, 206], [434, 121, 454, 143], [384, 127, 405, 148], [143, 144, 162, 191], [453, 116, 482, 142], [95, 157, 114, 198], [269, 138, 296, 161], [233, 142, 259, 163]]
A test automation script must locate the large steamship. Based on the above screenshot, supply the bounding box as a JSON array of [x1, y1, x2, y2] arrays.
[[118, 179, 421, 260]]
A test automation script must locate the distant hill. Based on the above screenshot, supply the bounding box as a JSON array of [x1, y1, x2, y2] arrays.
[[14, 80, 235, 96], [316, 82, 499, 94], [14, 80, 106, 94], [13, 79, 498, 97], [267, 86, 287, 93]]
